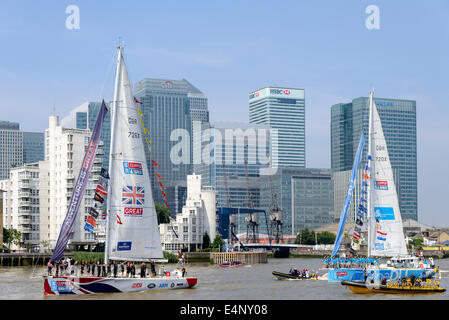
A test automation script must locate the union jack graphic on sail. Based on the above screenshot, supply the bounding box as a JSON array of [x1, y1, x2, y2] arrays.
[[122, 186, 145, 206]]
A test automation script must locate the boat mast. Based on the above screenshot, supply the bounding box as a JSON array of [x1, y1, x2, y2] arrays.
[[366, 90, 374, 257], [104, 46, 122, 264]]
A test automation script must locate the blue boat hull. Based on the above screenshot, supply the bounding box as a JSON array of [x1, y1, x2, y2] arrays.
[[328, 268, 365, 282], [328, 268, 436, 282]]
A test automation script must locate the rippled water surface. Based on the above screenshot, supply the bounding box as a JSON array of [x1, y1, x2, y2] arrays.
[[1, 258, 449, 300]]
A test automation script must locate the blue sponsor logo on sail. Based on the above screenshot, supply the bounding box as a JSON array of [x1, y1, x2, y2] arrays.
[[123, 162, 143, 175], [117, 241, 132, 251], [374, 207, 395, 220], [375, 243, 385, 250]]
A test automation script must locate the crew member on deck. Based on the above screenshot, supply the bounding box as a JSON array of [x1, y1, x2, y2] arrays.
[[150, 260, 156, 277], [47, 261, 53, 276], [140, 262, 147, 278]]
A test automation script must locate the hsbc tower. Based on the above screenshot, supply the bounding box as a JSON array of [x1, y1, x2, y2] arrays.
[[249, 87, 305, 168]]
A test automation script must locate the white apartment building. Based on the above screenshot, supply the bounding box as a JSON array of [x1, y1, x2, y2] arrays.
[[1, 163, 42, 250], [1, 116, 105, 251], [159, 174, 216, 252], [45, 115, 104, 250]]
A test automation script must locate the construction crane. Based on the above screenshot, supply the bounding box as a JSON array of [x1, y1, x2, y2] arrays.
[[244, 159, 259, 243], [269, 192, 283, 243], [222, 164, 237, 243]]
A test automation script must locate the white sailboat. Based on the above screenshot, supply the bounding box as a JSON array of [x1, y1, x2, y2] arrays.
[[327, 91, 436, 282], [366, 90, 408, 258], [44, 46, 197, 295]]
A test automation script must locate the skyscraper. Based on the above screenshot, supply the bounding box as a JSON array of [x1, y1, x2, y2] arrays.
[[331, 96, 418, 221], [23, 132, 45, 164], [134, 78, 208, 205], [194, 121, 272, 236], [0, 121, 22, 180], [249, 87, 305, 168]]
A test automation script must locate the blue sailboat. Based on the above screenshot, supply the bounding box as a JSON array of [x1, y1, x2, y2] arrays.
[[326, 132, 366, 282], [327, 91, 437, 282]]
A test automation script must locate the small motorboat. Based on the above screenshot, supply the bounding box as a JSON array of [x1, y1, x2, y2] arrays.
[[272, 270, 318, 280], [341, 280, 446, 294], [219, 261, 246, 268]]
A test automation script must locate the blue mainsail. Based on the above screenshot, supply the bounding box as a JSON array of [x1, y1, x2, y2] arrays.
[[331, 133, 365, 257], [51, 100, 108, 262]]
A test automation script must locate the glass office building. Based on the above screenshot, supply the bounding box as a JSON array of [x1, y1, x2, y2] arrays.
[[259, 168, 334, 236], [0, 121, 45, 180], [194, 121, 272, 236], [134, 78, 208, 205], [331, 96, 418, 221], [249, 87, 305, 168], [0, 121, 22, 180], [23, 132, 45, 164]]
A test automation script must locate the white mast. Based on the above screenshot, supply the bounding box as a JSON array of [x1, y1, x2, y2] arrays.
[[366, 90, 374, 257], [104, 46, 123, 264]]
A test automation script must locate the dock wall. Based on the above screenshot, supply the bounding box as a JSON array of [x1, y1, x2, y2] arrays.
[[211, 251, 268, 265]]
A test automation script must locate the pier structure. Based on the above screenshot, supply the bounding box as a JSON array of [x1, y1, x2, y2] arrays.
[[0, 253, 73, 266], [212, 251, 267, 265]]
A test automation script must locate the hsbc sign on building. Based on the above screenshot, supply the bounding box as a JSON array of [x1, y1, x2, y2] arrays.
[[249, 85, 306, 168], [249, 87, 304, 100]]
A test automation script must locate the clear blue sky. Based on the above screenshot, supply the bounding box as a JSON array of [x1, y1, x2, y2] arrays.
[[0, 1, 448, 226]]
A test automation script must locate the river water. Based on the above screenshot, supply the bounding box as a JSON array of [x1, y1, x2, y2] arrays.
[[1, 257, 449, 300]]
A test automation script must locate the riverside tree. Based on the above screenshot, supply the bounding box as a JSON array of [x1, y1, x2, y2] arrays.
[[155, 202, 171, 224], [3, 228, 21, 251], [203, 231, 211, 249]]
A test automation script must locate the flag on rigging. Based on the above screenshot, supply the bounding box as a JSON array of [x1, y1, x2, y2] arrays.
[[134, 97, 142, 104], [100, 168, 110, 179]]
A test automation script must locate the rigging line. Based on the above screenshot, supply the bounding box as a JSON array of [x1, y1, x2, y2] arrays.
[[99, 50, 117, 101], [30, 250, 43, 279]]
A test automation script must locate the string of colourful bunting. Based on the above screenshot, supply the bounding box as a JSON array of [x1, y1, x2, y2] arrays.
[[134, 97, 170, 208], [84, 168, 109, 233], [351, 156, 371, 245]]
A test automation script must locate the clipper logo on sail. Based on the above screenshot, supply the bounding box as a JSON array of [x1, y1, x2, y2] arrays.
[[123, 162, 143, 175], [374, 180, 388, 190], [122, 186, 145, 206]]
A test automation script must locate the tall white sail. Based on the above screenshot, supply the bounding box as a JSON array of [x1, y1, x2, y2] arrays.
[[106, 47, 163, 261], [367, 97, 408, 257]]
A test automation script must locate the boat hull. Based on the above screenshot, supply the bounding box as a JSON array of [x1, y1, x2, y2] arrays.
[[272, 271, 317, 280], [328, 267, 436, 282], [327, 268, 365, 282], [44, 276, 197, 295], [341, 280, 446, 294], [219, 262, 246, 268]]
